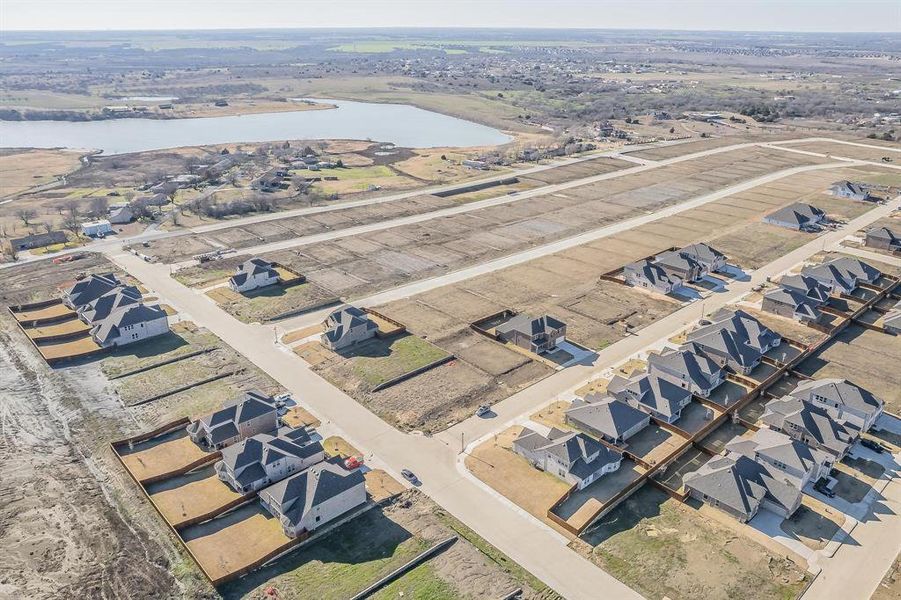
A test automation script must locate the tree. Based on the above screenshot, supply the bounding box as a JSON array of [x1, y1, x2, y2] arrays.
[[38, 221, 53, 234], [62, 212, 81, 234], [669, 127, 675, 134], [89, 196, 109, 218], [335, 159, 344, 168], [15, 208, 36, 226]]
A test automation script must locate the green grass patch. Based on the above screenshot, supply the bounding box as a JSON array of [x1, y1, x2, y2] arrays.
[[372, 562, 460, 600], [351, 335, 450, 388]]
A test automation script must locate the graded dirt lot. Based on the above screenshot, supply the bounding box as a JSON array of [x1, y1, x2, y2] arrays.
[[119, 431, 213, 483], [221, 491, 558, 600], [625, 135, 761, 161], [149, 468, 245, 528], [206, 281, 338, 322], [780, 140, 901, 163], [577, 487, 809, 600]]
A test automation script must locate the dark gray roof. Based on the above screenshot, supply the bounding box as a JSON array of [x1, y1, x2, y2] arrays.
[[607, 373, 691, 420], [231, 257, 277, 286], [761, 396, 856, 455], [684, 453, 800, 517], [496, 313, 566, 338], [220, 428, 322, 474], [779, 274, 832, 303], [654, 250, 702, 273], [763, 287, 822, 320], [625, 259, 680, 287], [687, 309, 780, 355], [648, 347, 723, 389], [65, 273, 121, 307], [680, 243, 726, 267], [91, 303, 167, 344], [726, 428, 829, 478], [867, 227, 898, 243], [9, 230, 68, 250], [195, 390, 277, 443], [802, 263, 857, 292], [264, 462, 365, 527], [826, 257, 881, 283], [764, 203, 825, 227], [790, 379, 883, 416], [78, 286, 142, 322], [566, 394, 649, 439], [323, 305, 377, 344]]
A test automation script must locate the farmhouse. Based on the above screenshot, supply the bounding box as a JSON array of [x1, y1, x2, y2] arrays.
[[788, 378, 883, 432], [865, 227, 900, 252], [607, 372, 693, 424], [565, 394, 650, 444], [726, 428, 832, 488], [647, 347, 725, 398], [624, 259, 682, 294], [496, 313, 567, 354], [63, 273, 122, 309], [229, 258, 279, 293], [215, 427, 325, 493], [5, 230, 68, 253], [90, 303, 169, 348], [760, 396, 858, 459], [77, 285, 142, 324], [513, 427, 623, 490], [762, 203, 826, 231], [258, 461, 367, 537], [186, 390, 279, 450], [830, 180, 873, 201], [684, 453, 802, 522], [321, 305, 378, 351]]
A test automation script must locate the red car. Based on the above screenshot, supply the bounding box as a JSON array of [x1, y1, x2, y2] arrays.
[[344, 456, 363, 470]]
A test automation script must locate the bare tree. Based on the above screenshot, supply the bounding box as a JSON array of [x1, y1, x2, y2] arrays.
[[15, 208, 36, 226], [89, 196, 109, 218], [38, 221, 53, 234], [61, 212, 81, 234]]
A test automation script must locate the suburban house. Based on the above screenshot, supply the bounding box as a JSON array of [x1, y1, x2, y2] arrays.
[[215, 427, 325, 493], [726, 428, 832, 488], [90, 303, 170, 348], [565, 394, 650, 444], [252, 170, 286, 192], [679, 243, 728, 274], [513, 426, 623, 490], [62, 273, 122, 309], [762, 203, 826, 231], [5, 230, 68, 253], [258, 461, 367, 537], [108, 205, 134, 224], [761, 286, 824, 323], [788, 378, 884, 432], [760, 396, 858, 458], [496, 314, 567, 355], [81, 219, 113, 237], [624, 259, 683, 294], [779, 274, 833, 303], [607, 372, 693, 424], [885, 300, 901, 335], [77, 285, 142, 324], [653, 250, 704, 283], [683, 453, 802, 522], [186, 390, 279, 450], [802, 257, 881, 295], [684, 309, 782, 375], [830, 180, 873, 202], [647, 347, 724, 397], [320, 305, 378, 351], [865, 227, 900, 252], [229, 258, 279, 293]]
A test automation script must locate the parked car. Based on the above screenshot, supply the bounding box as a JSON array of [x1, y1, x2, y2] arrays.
[[401, 469, 418, 483], [813, 478, 835, 498], [475, 405, 491, 417], [860, 438, 885, 453], [344, 456, 363, 470]]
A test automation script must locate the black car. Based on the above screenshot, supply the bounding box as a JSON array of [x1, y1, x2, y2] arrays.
[[401, 469, 418, 484], [860, 439, 885, 453], [814, 479, 836, 498]]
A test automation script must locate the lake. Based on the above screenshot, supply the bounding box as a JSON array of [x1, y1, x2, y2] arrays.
[[0, 98, 512, 155]]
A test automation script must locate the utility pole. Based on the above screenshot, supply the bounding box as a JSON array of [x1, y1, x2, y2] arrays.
[[460, 431, 465, 453]]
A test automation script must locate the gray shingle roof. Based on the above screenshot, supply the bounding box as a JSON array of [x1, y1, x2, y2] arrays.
[[78, 285, 142, 323], [763, 287, 822, 320], [231, 257, 278, 287], [680, 243, 726, 267], [790, 378, 883, 417], [761, 396, 856, 455], [648, 347, 723, 390], [607, 373, 691, 420], [726, 428, 829, 480], [194, 390, 277, 444], [322, 305, 377, 344], [764, 203, 825, 228], [65, 273, 121, 307], [625, 259, 680, 287], [566, 394, 649, 440], [90, 303, 167, 344], [779, 274, 832, 303], [496, 313, 566, 338], [263, 461, 365, 528]]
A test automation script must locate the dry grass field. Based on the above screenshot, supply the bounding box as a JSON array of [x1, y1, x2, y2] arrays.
[[0, 148, 85, 198], [206, 281, 338, 322], [149, 469, 244, 528], [779, 140, 901, 163], [118, 431, 212, 483]]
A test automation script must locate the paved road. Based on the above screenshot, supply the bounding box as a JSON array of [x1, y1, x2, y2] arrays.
[[836, 245, 901, 268], [272, 159, 863, 332], [106, 250, 644, 600], [108, 190, 900, 600]]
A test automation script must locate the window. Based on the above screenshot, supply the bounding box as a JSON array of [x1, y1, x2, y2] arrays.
[[315, 515, 321, 523]]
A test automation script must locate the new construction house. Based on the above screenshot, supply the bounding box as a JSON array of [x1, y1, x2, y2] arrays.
[[726, 428, 833, 488], [865, 227, 900, 252], [496, 313, 567, 354], [565, 394, 651, 444], [647, 347, 725, 397], [624, 259, 683, 294], [802, 257, 882, 295], [62, 273, 122, 309], [320, 305, 378, 351], [258, 461, 367, 537], [830, 180, 874, 202], [77, 285, 142, 324], [215, 427, 325, 493], [683, 309, 782, 375], [229, 258, 279, 293], [788, 378, 884, 433], [760, 396, 858, 459], [187, 390, 279, 450], [762, 203, 826, 231], [90, 303, 169, 348], [607, 372, 693, 424], [513, 426, 623, 489], [762, 286, 826, 323], [624, 243, 728, 293]]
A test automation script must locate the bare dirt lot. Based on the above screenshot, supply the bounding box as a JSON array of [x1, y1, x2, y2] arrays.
[[206, 281, 338, 322], [576, 487, 809, 600]]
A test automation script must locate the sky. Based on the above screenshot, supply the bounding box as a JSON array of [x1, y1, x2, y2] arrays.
[[1, 0, 899, 33]]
